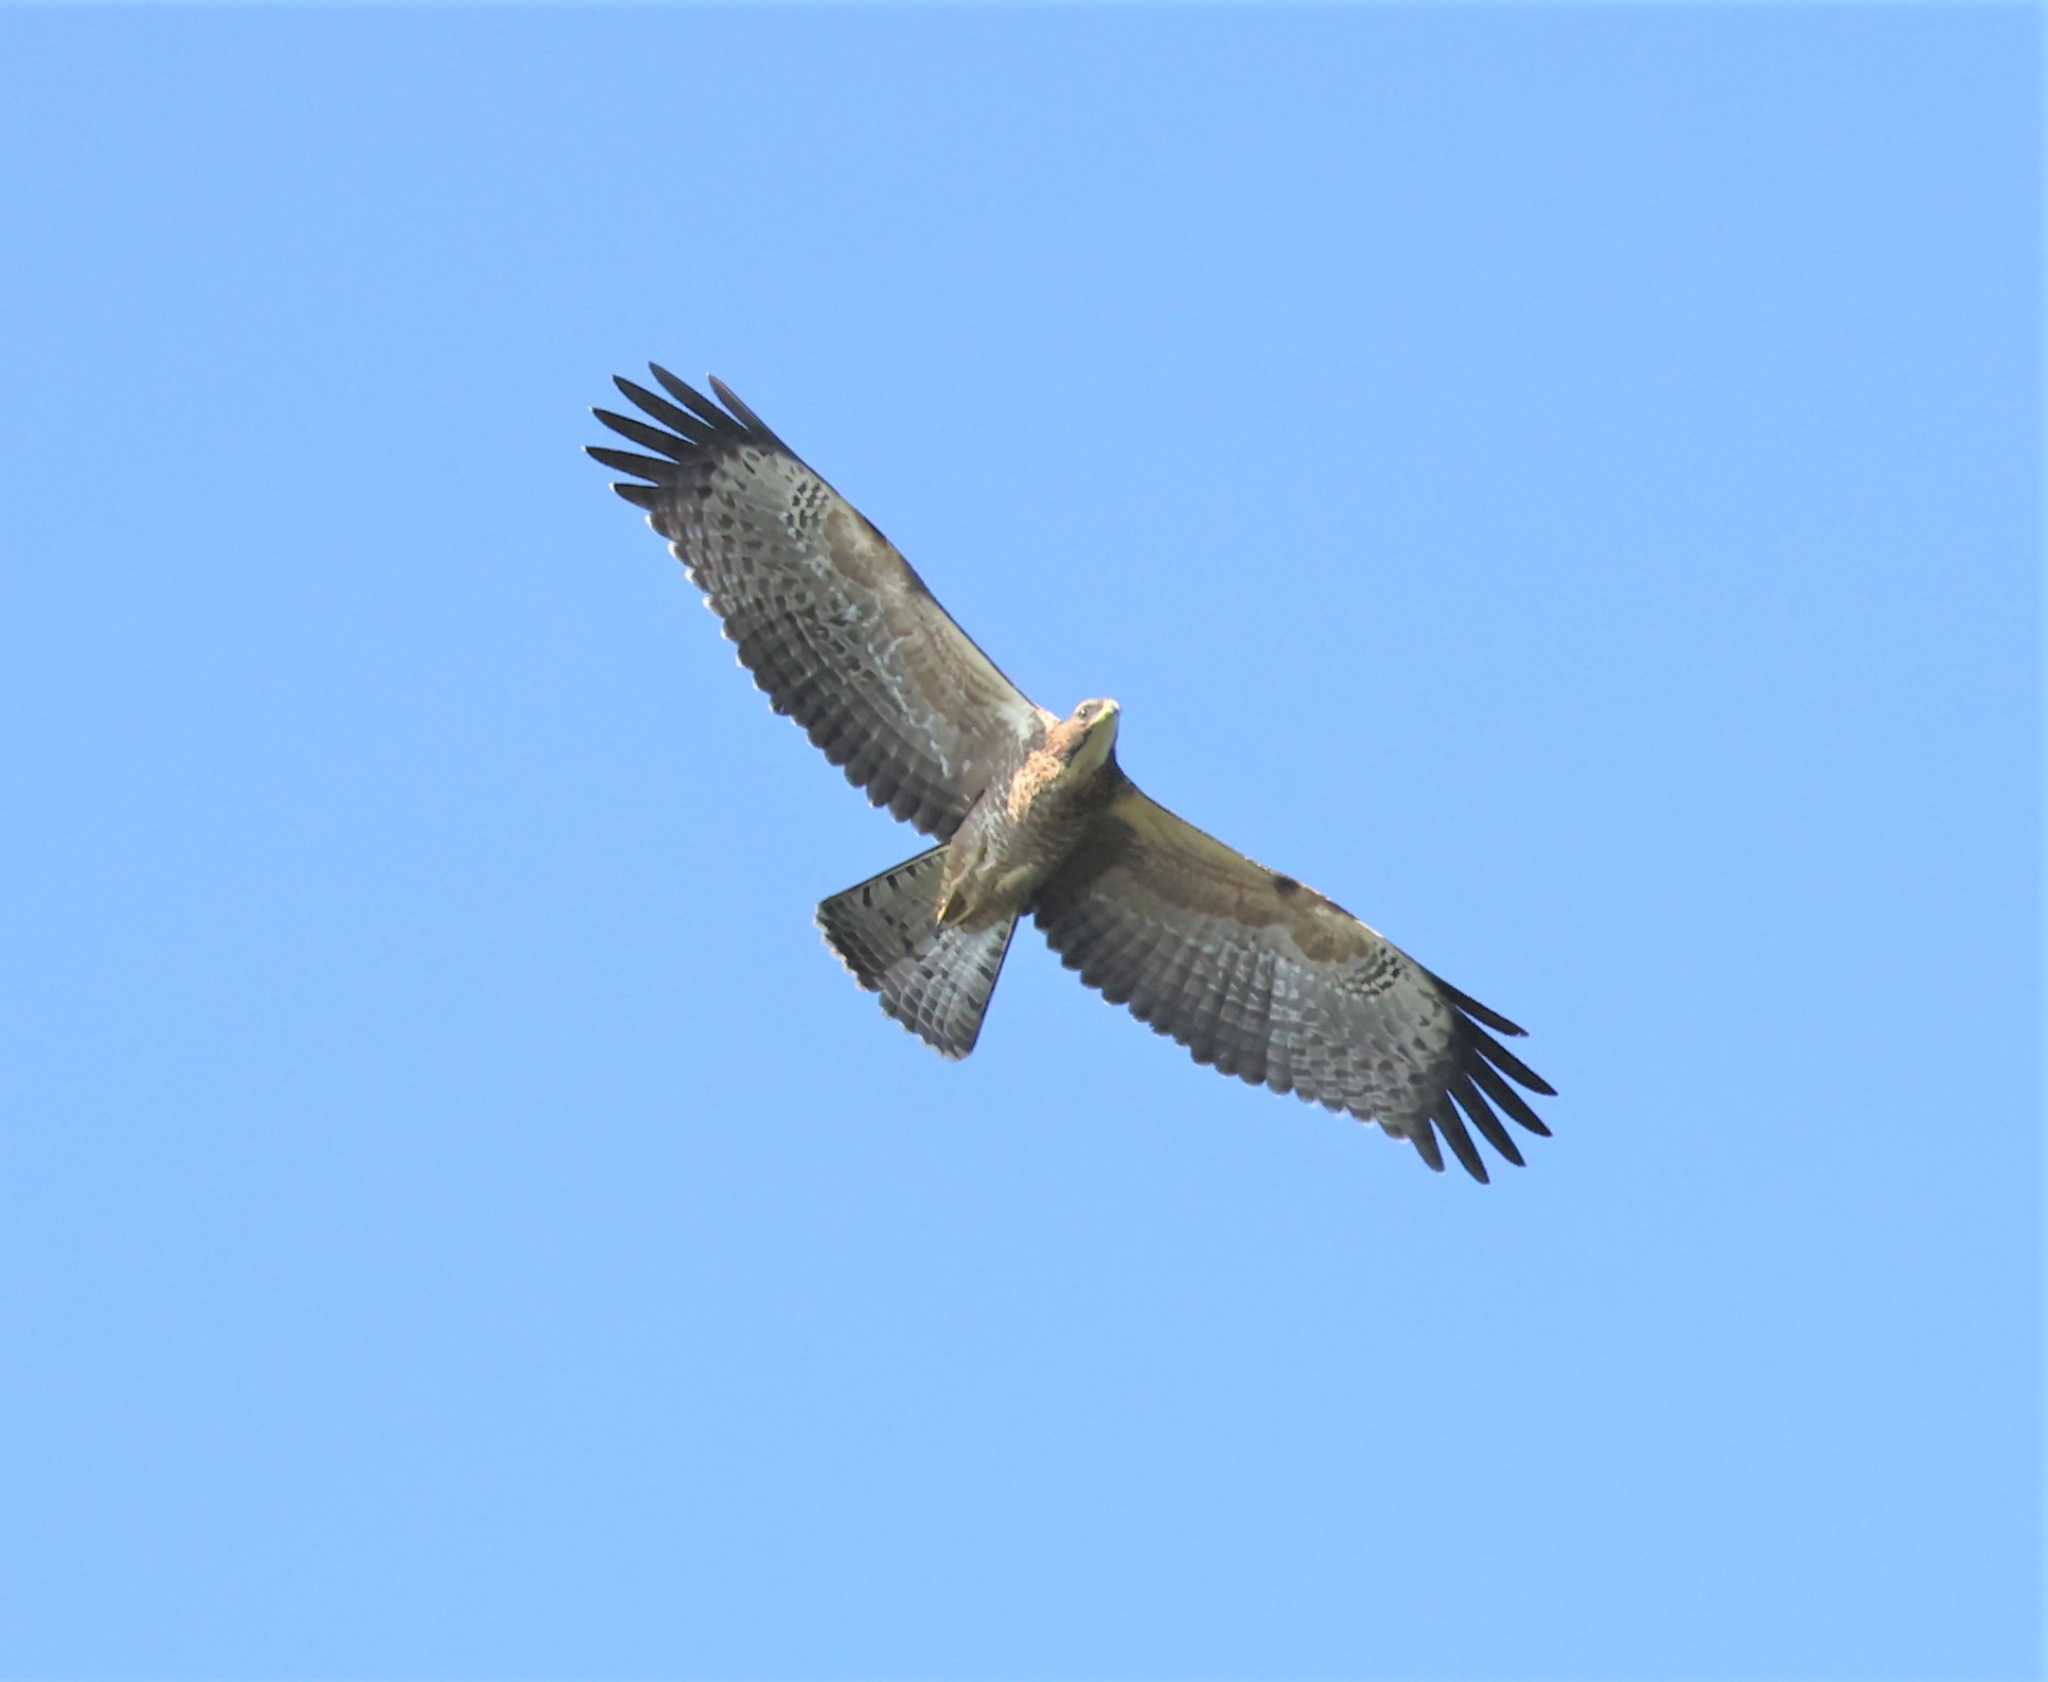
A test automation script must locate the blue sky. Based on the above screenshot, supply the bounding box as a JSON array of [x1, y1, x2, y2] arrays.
[[2, 8, 2039, 1678]]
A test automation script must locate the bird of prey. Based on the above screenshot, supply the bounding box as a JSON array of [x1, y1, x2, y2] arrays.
[[588, 368, 1554, 1180]]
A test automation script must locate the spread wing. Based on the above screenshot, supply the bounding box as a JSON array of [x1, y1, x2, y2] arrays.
[[589, 368, 1046, 838], [1034, 781, 1555, 1181]]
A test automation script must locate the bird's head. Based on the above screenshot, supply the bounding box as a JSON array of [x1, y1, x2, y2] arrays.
[[1052, 697, 1121, 777]]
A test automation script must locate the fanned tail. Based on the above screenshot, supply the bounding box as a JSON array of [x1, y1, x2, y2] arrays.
[[817, 850, 1016, 1059]]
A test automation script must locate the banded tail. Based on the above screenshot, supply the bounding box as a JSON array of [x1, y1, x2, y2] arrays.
[[817, 849, 1017, 1059]]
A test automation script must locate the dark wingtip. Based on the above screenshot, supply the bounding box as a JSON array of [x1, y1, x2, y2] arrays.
[[1468, 1057, 1553, 1137], [614, 374, 717, 444], [1451, 1076, 1525, 1169], [707, 374, 778, 439], [648, 363, 739, 431], [587, 444, 677, 481], [1438, 975, 1529, 1038], [1462, 1015, 1554, 1098], [593, 406, 696, 463], [1432, 1098, 1491, 1183]]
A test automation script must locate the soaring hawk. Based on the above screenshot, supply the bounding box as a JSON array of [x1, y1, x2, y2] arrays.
[[589, 368, 1554, 1180]]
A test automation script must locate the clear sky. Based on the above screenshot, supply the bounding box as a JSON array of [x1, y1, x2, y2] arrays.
[[2, 8, 2039, 1679]]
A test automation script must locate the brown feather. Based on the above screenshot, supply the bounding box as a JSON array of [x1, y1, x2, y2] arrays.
[[1034, 781, 1551, 1178], [588, 369, 1046, 839]]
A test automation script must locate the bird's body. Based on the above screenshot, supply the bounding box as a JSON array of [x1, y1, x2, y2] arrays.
[[935, 701, 1121, 931], [590, 368, 1555, 1180]]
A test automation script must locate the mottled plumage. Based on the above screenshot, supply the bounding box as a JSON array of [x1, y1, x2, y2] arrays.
[[589, 368, 1555, 1180]]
